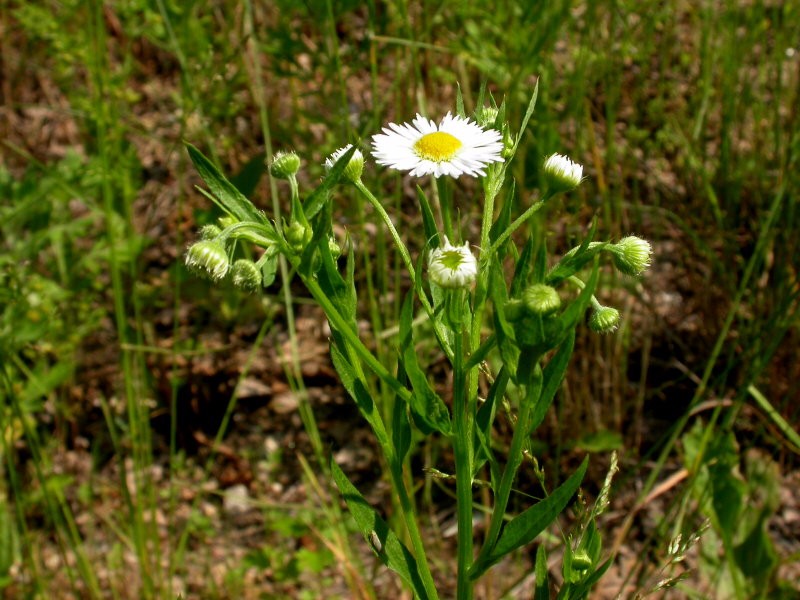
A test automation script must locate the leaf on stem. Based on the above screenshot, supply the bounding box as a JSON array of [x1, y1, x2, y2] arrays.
[[399, 291, 452, 436], [528, 330, 575, 436], [185, 143, 270, 227], [470, 457, 589, 579], [304, 144, 357, 219], [330, 460, 434, 600]]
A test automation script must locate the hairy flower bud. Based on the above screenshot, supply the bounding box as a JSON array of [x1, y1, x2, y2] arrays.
[[476, 106, 499, 129], [230, 259, 262, 292], [269, 151, 301, 180], [611, 236, 652, 276], [542, 152, 583, 193], [199, 224, 222, 240], [428, 237, 477, 289], [185, 240, 229, 281], [285, 221, 311, 253], [589, 305, 620, 334], [523, 284, 561, 315], [324, 144, 364, 184]]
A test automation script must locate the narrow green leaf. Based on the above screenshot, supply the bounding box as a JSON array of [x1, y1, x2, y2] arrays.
[[473, 367, 509, 482], [510, 233, 535, 298], [456, 83, 466, 118], [331, 460, 433, 600], [329, 343, 390, 451], [399, 291, 452, 435], [472, 457, 589, 578], [534, 545, 550, 600], [489, 261, 519, 379], [529, 330, 575, 435], [415, 186, 439, 248], [186, 143, 268, 225], [392, 362, 413, 463], [512, 80, 539, 154]]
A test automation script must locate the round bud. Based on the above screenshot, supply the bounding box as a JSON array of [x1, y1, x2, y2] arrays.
[[572, 550, 592, 571], [611, 236, 652, 276], [269, 151, 301, 180], [523, 284, 561, 315], [327, 236, 342, 259], [230, 259, 262, 292], [589, 306, 620, 334], [285, 221, 311, 253], [199, 224, 222, 240], [476, 106, 500, 129], [428, 237, 478, 289], [185, 240, 229, 281]]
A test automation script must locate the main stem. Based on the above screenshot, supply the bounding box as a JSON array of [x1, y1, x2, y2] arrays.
[[451, 296, 474, 600]]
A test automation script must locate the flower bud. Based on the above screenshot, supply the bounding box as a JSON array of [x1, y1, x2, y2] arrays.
[[589, 305, 620, 334], [285, 220, 311, 253], [611, 236, 652, 276], [428, 236, 477, 289], [571, 550, 593, 571], [476, 106, 499, 129], [185, 240, 229, 281], [542, 152, 583, 193], [218, 216, 238, 229], [324, 144, 364, 184], [523, 284, 561, 315], [327, 236, 342, 259], [269, 151, 301, 180], [501, 124, 515, 158], [230, 259, 262, 292], [199, 224, 222, 240]]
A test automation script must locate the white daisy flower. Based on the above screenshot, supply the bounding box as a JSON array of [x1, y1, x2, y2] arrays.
[[542, 153, 583, 192], [428, 237, 478, 289], [371, 113, 504, 178]]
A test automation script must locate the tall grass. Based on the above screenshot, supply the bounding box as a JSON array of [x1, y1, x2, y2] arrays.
[[1, 0, 798, 597]]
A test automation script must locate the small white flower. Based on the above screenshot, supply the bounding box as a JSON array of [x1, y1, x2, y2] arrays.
[[542, 153, 583, 192], [371, 113, 504, 178], [324, 144, 364, 183], [428, 237, 478, 289]]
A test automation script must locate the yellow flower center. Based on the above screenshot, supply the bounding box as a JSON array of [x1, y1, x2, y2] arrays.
[[414, 132, 462, 162]]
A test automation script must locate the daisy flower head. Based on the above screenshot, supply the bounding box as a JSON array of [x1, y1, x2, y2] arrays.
[[428, 237, 478, 289], [324, 144, 364, 184], [371, 113, 504, 178]]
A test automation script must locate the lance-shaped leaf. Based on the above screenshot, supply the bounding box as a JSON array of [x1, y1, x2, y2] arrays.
[[470, 457, 589, 579], [399, 291, 452, 436], [331, 460, 435, 600], [186, 143, 270, 227], [528, 330, 575, 436]]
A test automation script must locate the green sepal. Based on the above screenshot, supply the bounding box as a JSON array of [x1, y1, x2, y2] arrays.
[[470, 456, 589, 580], [185, 143, 270, 227], [399, 291, 452, 436], [330, 460, 433, 600]]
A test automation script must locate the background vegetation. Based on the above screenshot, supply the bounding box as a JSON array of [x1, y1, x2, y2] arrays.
[[1, 0, 798, 598]]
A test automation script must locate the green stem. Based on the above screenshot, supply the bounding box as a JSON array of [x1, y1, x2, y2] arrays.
[[483, 195, 551, 265], [300, 270, 439, 599], [451, 294, 474, 600], [354, 180, 453, 360]]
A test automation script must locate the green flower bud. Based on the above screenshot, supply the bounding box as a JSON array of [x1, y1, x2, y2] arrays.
[[523, 284, 561, 315], [230, 259, 262, 292], [501, 124, 515, 158], [324, 144, 364, 184], [199, 224, 222, 240], [269, 151, 301, 180], [185, 240, 229, 281], [285, 221, 311, 253], [327, 236, 342, 259], [611, 236, 652, 276], [571, 550, 592, 571], [589, 305, 620, 334], [476, 106, 499, 129], [542, 152, 583, 193], [218, 216, 237, 229]]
